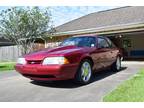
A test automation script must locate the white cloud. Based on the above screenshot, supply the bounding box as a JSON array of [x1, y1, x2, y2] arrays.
[[51, 6, 119, 26]]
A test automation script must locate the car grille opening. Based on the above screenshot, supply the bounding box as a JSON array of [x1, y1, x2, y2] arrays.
[[27, 60, 42, 64], [23, 74, 55, 78]]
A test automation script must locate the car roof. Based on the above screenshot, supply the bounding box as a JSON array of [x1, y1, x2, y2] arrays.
[[72, 34, 108, 39], [72, 34, 97, 38]]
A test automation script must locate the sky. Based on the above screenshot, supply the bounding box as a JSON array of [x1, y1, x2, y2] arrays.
[[50, 6, 120, 26], [0, 6, 119, 26]]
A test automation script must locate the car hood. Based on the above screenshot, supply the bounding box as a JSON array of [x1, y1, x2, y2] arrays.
[[24, 45, 86, 61]]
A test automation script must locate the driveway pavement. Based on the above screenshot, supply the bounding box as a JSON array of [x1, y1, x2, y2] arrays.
[[0, 61, 143, 102]]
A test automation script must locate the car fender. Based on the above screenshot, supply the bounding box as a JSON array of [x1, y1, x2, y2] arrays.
[[78, 53, 93, 64]]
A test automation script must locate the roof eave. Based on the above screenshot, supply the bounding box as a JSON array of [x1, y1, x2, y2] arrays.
[[54, 22, 144, 36]]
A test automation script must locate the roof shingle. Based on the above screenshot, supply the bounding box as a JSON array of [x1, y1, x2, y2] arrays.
[[56, 6, 144, 33]]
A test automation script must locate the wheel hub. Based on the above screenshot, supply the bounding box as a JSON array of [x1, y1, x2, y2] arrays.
[[83, 66, 89, 77], [81, 61, 92, 82]]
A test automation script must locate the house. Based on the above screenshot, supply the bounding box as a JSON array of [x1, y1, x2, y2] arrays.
[[48, 6, 144, 59]]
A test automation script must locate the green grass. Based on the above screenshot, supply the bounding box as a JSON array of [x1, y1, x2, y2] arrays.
[[103, 69, 144, 102], [0, 62, 16, 71]]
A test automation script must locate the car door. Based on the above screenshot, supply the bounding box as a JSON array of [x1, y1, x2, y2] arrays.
[[96, 37, 112, 68], [82, 36, 102, 71], [90, 37, 106, 70]]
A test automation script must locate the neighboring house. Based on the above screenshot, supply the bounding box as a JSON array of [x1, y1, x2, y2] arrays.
[[0, 36, 14, 46], [51, 6, 144, 59]]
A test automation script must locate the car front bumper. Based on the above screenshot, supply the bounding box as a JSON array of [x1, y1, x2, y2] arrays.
[[15, 63, 78, 81]]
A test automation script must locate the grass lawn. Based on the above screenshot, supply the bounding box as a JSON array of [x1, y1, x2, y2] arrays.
[[0, 62, 16, 71], [103, 69, 144, 102]]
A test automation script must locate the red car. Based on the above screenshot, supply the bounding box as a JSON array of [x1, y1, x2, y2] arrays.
[[15, 35, 122, 84]]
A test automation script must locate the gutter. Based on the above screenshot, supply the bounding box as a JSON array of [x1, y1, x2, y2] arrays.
[[54, 22, 144, 36]]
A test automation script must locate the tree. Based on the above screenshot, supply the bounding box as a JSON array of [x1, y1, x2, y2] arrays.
[[0, 7, 55, 54]]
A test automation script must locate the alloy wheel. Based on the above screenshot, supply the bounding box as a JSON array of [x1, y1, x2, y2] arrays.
[[81, 61, 92, 82]]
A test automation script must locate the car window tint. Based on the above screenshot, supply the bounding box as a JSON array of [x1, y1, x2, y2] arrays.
[[61, 36, 96, 47], [106, 38, 116, 48], [88, 37, 96, 47], [78, 37, 96, 47], [98, 37, 110, 48]]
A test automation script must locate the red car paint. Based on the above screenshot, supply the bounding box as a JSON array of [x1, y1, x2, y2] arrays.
[[15, 36, 122, 81]]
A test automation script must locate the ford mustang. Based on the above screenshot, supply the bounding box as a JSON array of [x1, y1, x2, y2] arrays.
[[15, 35, 122, 84]]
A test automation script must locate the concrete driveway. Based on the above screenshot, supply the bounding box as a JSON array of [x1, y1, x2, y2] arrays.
[[0, 61, 143, 102]]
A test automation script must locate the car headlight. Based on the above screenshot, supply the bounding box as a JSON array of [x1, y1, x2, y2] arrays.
[[17, 58, 27, 65], [42, 57, 69, 65]]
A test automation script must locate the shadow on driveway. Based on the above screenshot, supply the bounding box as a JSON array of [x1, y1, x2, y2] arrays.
[[31, 67, 127, 89]]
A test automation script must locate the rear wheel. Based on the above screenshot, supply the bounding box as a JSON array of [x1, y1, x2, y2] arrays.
[[74, 59, 92, 85], [111, 56, 121, 72]]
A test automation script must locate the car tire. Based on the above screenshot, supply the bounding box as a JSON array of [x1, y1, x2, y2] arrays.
[[74, 59, 92, 85], [111, 56, 121, 72]]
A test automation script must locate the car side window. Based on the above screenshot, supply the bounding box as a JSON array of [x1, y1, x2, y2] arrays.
[[98, 37, 110, 48], [77, 37, 96, 47], [87, 37, 96, 47], [106, 38, 116, 48]]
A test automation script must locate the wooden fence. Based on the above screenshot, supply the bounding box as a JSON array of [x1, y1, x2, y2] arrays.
[[0, 42, 62, 62], [0, 46, 22, 62]]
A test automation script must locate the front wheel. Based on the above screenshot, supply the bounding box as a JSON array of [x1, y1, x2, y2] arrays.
[[111, 56, 121, 72], [74, 59, 92, 85]]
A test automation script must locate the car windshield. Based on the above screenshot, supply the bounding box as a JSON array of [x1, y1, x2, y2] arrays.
[[60, 36, 96, 47]]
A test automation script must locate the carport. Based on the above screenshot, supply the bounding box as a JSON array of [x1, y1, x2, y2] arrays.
[[107, 31, 144, 59]]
